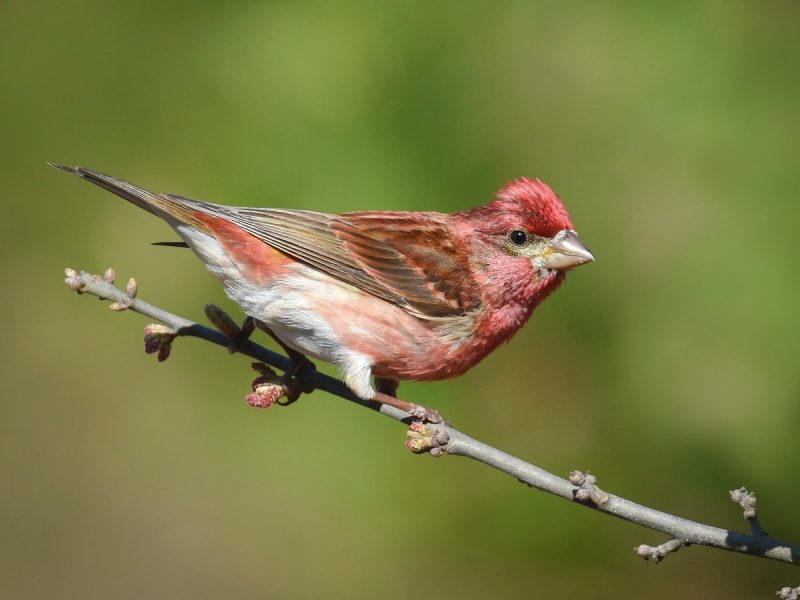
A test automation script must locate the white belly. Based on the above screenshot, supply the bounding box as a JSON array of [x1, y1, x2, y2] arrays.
[[177, 225, 376, 398]]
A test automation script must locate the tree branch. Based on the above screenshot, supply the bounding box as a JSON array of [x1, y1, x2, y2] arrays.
[[65, 267, 800, 570]]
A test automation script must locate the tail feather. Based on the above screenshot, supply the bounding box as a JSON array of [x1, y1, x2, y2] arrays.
[[152, 241, 190, 248], [49, 163, 206, 228]]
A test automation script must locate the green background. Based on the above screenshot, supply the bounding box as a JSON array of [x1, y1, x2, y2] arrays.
[[2, 1, 799, 598]]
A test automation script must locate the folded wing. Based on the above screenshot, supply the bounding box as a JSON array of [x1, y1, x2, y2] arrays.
[[202, 204, 481, 318]]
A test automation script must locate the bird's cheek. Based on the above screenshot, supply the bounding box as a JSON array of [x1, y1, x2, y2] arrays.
[[529, 256, 547, 273]]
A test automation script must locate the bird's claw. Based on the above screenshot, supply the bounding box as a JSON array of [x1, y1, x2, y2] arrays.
[[246, 359, 317, 409], [203, 306, 318, 405], [246, 362, 299, 408], [246, 363, 284, 408], [407, 404, 446, 425], [284, 355, 317, 393], [372, 391, 448, 424]]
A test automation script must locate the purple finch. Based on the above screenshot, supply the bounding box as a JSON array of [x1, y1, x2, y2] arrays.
[[54, 165, 593, 420]]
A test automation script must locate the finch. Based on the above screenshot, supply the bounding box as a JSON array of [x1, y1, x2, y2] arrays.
[[54, 165, 593, 420]]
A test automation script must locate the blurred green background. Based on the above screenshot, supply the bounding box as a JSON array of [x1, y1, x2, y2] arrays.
[[2, 1, 798, 598]]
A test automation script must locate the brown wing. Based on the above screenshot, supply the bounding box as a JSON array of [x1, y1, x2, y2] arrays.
[[211, 205, 481, 318], [50, 166, 479, 317], [333, 211, 481, 317]]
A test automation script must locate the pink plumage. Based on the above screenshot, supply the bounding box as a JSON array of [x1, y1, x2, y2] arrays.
[[54, 165, 593, 420]]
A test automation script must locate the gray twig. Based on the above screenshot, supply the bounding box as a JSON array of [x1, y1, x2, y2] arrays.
[[65, 268, 800, 567]]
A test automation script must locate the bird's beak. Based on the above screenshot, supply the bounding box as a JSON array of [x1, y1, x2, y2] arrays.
[[542, 230, 594, 271]]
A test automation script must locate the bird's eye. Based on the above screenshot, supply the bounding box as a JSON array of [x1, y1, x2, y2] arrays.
[[509, 230, 528, 245]]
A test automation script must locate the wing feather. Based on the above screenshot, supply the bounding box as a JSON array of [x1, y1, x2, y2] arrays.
[[172, 201, 481, 318]]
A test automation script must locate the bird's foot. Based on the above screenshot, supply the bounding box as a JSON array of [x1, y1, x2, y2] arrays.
[[407, 404, 445, 424], [246, 358, 317, 408], [276, 354, 317, 406], [372, 391, 447, 425], [202, 307, 317, 408], [375, 377, 400, 397], [246, 363, 286, 408]]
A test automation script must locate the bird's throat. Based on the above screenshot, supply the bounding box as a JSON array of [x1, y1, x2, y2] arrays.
[[477, 269, 564, 350]]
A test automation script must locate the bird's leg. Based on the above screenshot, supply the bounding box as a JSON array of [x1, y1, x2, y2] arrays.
[[372, 389, 445, 424], [375, 377, 445, 423], [207, 307, 439, 420], [375, 377, 399, 397], [204, 306, 316, 405], [251, 319, 316, 405]]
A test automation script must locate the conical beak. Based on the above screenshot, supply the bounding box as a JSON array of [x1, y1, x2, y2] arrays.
[[542, 230, 594, 271]]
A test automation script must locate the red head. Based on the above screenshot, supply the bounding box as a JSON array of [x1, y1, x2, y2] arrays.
[[446, 177, 591, 358], [495, 178, 573, 236], [454, 176, 592, 303], [463, 177, 574, 238]]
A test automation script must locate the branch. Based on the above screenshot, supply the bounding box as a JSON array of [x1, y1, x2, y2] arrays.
[[65, 268, 800, 570]]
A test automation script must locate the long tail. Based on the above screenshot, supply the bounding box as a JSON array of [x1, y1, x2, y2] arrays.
[[49, 163, 206, 229]]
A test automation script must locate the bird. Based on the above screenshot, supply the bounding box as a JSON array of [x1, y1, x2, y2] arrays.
[[53, 164, 593, 421]]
